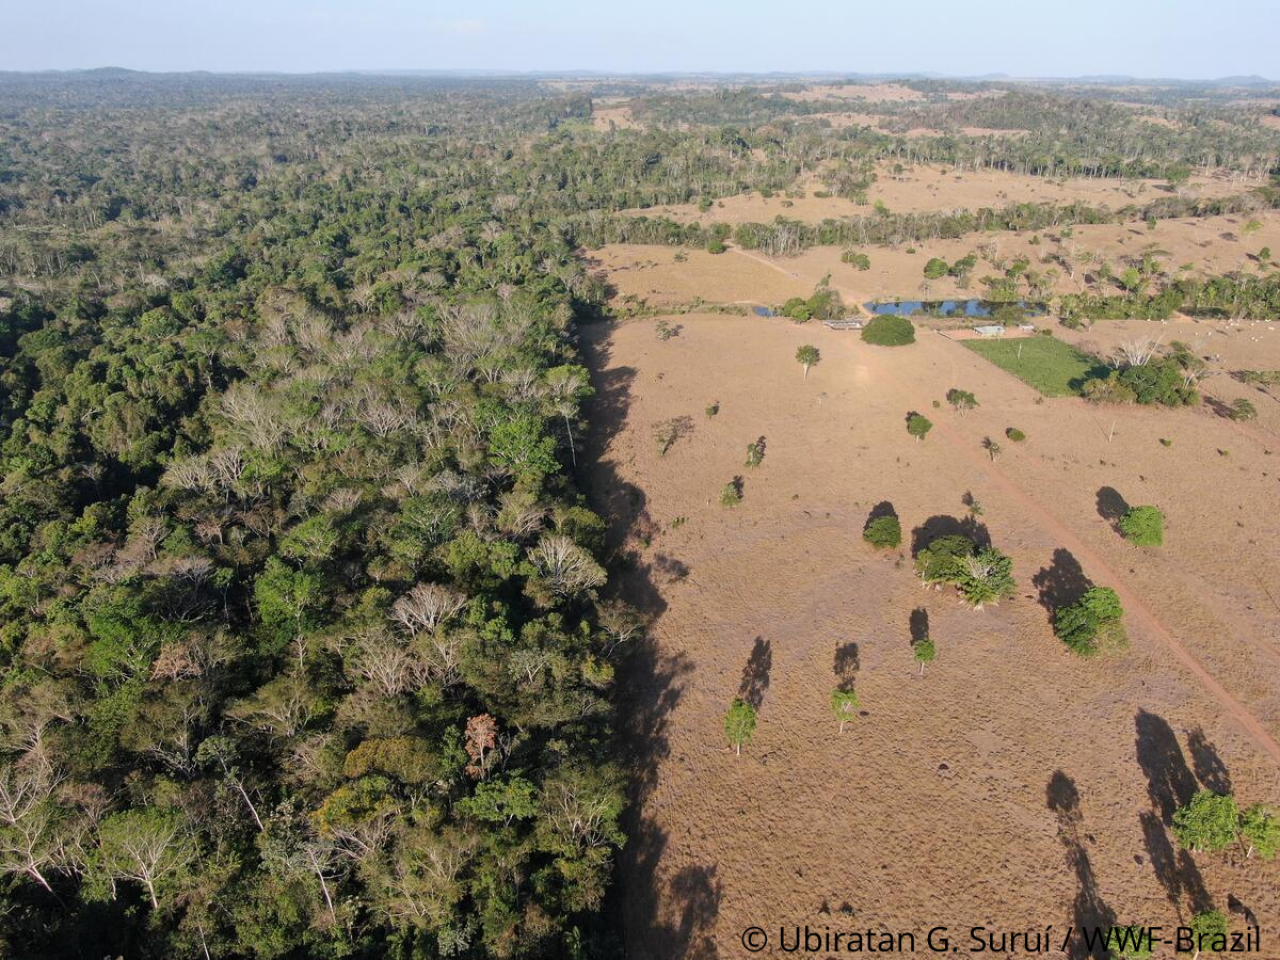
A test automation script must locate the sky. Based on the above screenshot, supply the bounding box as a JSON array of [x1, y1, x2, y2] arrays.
[[3, 0, 1278, 79]]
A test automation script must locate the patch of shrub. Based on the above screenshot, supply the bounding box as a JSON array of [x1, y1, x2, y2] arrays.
[[861, 315, 915, 346], [915, 533, 1014, 608], [1119, 505, 1163, 546], [863, 515, 902, 549], [1006, 427, 1026, 442], [1230, 398, 1257, 421]]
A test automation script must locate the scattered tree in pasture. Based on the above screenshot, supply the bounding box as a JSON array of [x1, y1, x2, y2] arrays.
[[906, 413, 933, 441], [982, 437, 1002, 461], [830, 689, 860, 733], [720, 478, 743, 508], [954, 548, 1015, 609], [744, 437, 766, 468], [946, 388, 978, 414], [1172, 791, 1239, 853], [923, 257, 949, 280], [1055, 586, 1128, 656], [796, 344, 820, 378], [1119, 505, 1164, 546], [1240, 803, 1280, 860], [913, 637, 936, 676], [724, 698, 757, 755], [1005, 427, 1026, 442]]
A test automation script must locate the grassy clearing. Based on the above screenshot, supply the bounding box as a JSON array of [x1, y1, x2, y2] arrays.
[[963, 337, 1108, 397]]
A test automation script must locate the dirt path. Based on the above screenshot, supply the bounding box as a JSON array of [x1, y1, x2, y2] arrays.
[[733, 243, 1280, 765]]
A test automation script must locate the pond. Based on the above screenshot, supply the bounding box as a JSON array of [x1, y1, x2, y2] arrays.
[[863, 299, 1047, 318]]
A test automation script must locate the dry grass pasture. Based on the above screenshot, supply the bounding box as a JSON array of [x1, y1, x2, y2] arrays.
[[585, 252, 1280, 956]]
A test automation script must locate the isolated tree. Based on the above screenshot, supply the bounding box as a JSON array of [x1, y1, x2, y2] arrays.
[[796, 345, 820, 378], [1172, 791, 1239, 853], [830, 689, 860, 733], [1119, 505, 1164, 546], [1183, 910, 1228, 960], [946, 388, 978, 414], [744, 438, 765, 468], [653, 416, 693, 456], [724, 698, 757, 755], [720, 478, 742, 508], [913, 637, 936, 676], [1055, 586, 1127, 656], [906, 413, 933, 441], [862, 315, 915, 346], [982, 437, 1002, 461], [1240, 803, 1280, 859]]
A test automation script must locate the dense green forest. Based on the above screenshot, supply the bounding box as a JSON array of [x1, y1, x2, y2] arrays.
[[1, 71, 1279, 958]]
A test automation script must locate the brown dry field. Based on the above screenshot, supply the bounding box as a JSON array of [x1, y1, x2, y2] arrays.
[[591, 211, 1280, 315], [584, 246, 1280, 956], [618, 165, 1257, 224]]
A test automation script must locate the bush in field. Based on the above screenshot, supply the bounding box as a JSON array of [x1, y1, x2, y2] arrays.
[[720, 479, 742, 507], [906, 413, 933, 441], [842, 250, 871, 270], [707, 238, 727, 254], [1005, 427, 1026, 442], [724, 698, 757, 755], [1230, 398, 1257, 421], [1055, 586, 1127, 656], [863, 515, 902, 549], [744, 438, 765, 468], [862, 315, 915, 346], [1173, 791, 1239, 853], [1119, 505, 1164, 546], [923, 257, 949, 280]]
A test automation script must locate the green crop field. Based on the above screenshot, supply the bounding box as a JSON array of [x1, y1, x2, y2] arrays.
[[963, 336, 1109, 397]]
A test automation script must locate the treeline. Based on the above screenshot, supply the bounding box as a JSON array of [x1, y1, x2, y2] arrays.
[[1062, 272, 1280, 322], [572, 188, 1278, 255], [0, 78, 630, 958]]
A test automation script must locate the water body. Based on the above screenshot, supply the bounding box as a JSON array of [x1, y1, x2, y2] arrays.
[[753, 306, 776, 317], [863, 299, 1047, 318]]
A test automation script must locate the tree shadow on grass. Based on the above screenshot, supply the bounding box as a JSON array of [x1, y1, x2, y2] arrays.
[[1186, 726, 1232, 796], [739, 637, 773, 710], [1135, 709, 1199, 824], [909, 607, 930, 644], [1032, 548, 1091, 624], [910, 514, 990, 557], [833, 641, 859, 691], [1095, 486, 1129, 528], [1047, 771, 1116, 960]]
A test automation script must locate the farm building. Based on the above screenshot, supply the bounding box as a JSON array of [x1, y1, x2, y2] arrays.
[[974, 324, 1005, 337]]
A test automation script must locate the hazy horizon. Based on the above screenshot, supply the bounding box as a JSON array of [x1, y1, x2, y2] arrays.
[[6, 0, 1279, 80]]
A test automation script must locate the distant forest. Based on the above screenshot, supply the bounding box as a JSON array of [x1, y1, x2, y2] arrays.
[[0, 71, 1278, 958]]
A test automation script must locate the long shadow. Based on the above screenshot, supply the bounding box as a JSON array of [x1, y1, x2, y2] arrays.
[[866, 500, 898, 524], [582, 329, 700, 955], [833, 641, 859, 692], [1047, 771, 1116, 960], [1186, 726, 1232, 795], [1032, 548, 1091, 623], [739, 637, 773, 710], [1139, 811, 1211, 920], [1095, 486, 1129, 528], [909, 608, 930, 644], [1135, 710, 1199, 823], [910, 514, 991, 557]]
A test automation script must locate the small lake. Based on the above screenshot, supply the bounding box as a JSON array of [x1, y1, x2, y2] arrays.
[[863, 299, 1047, 318]]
